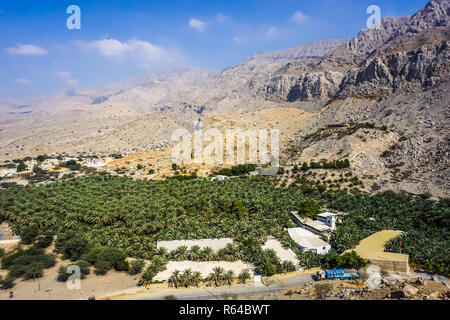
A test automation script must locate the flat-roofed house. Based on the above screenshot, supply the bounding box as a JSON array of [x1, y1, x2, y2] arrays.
[[12, 171, 33, 178], [85, 159, 106, 167], [290, 211, 332, 241], [288, 227, 331, 254], [317, 212, 338, 230], [0, 168, 17, 177]]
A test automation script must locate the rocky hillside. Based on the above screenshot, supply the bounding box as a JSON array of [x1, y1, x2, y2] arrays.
[[0, 0, 448, 197]]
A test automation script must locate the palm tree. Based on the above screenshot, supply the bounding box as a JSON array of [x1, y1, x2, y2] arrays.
[[210, 266, 224, 287], [181, 269, 192, 287], [281, 260, 296, 273], [169, 270, 181, 288], [171, 246, 188, 261], [238, 269, 251, 284], [189, 245, 201, 261], [225, 270, 235, 286], [200, 247, 215, 261], [191, 271, 202, 287], [157, 247, 168, 257]]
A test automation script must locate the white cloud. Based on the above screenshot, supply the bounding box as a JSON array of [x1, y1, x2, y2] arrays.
[[291, 10, 308, 23], [55, 71, 78, 86], [216, 13, 230, 23], [12, 78, 31, 85], [77, 38, 178, 68], [232, 36, 244, 44], [189, 19, 208, 32], [266, 26, 279, 38], [6, 44, 48, 56]]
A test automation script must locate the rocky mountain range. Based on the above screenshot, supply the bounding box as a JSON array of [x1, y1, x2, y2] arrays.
[[0, 0, 448, 197]]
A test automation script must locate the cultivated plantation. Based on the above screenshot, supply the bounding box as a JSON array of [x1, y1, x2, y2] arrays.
[[0, 174, 448, 284]]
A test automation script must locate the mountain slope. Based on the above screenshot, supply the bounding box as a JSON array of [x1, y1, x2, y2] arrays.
[[0, 0, 448, 197]]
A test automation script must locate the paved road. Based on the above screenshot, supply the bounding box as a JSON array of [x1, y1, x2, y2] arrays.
[[134, 274, 315, 300]]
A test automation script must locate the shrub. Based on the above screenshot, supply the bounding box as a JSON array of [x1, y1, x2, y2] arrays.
[[9, 260, 44, 280], [82, 246, 104, 265], [315, 283, 333, 300], [20, 225, 39, 244], [129, 259, 146, 275], [93, 248, 129, 275], [7, 248, 56, 280], [1, 250, 28, 269], [0, 274, 15, 289], [94, 259, 111, 275], [55, 231, 91, 261], [285, 290, 294, 296], [35, 234, 54, 248], [77, 260, 91, 277], [57, 265, 71, 282]]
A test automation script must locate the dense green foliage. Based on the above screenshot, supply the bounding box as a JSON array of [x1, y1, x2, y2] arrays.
[[2, 246, 56, 281], [0, 175, 448, 274], [324, 191, 449, 272], [214, 164, 256, 176], [321, 250, 367, 269], [0, 175, 310, 260]]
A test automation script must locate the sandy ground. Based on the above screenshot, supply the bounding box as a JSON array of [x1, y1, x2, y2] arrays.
[[0, 259, 139, 300], [0, 223, 13, 241]]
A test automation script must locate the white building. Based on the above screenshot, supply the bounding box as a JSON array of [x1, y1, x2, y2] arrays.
[[317, 212, 338, 230], [0, 168, 17, 177], [40, 159, 60, 170], [85, 159, 106, 167], [215, 175, 229, 181], [287, 227, 331, 254], [25, 159, 36, 172]]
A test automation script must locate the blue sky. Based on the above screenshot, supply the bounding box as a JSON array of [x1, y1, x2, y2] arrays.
[[0, 0, 429, 99]]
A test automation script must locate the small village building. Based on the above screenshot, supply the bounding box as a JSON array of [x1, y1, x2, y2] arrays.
[[215, 175, 228, 181], [290, 211, 332, 241], [287, 227, 331, 254], [85, 159, 106, 167], [317, 212, 338, 230], [40, 159, 60, 170], [12, 171, 33, 178], [24, 159, 36, 172], [0, 168, 17, 177]]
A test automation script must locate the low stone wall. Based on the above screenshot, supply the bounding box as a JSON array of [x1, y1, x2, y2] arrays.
[[367, 259, 409, 273], [269, 267, 320, 281]]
